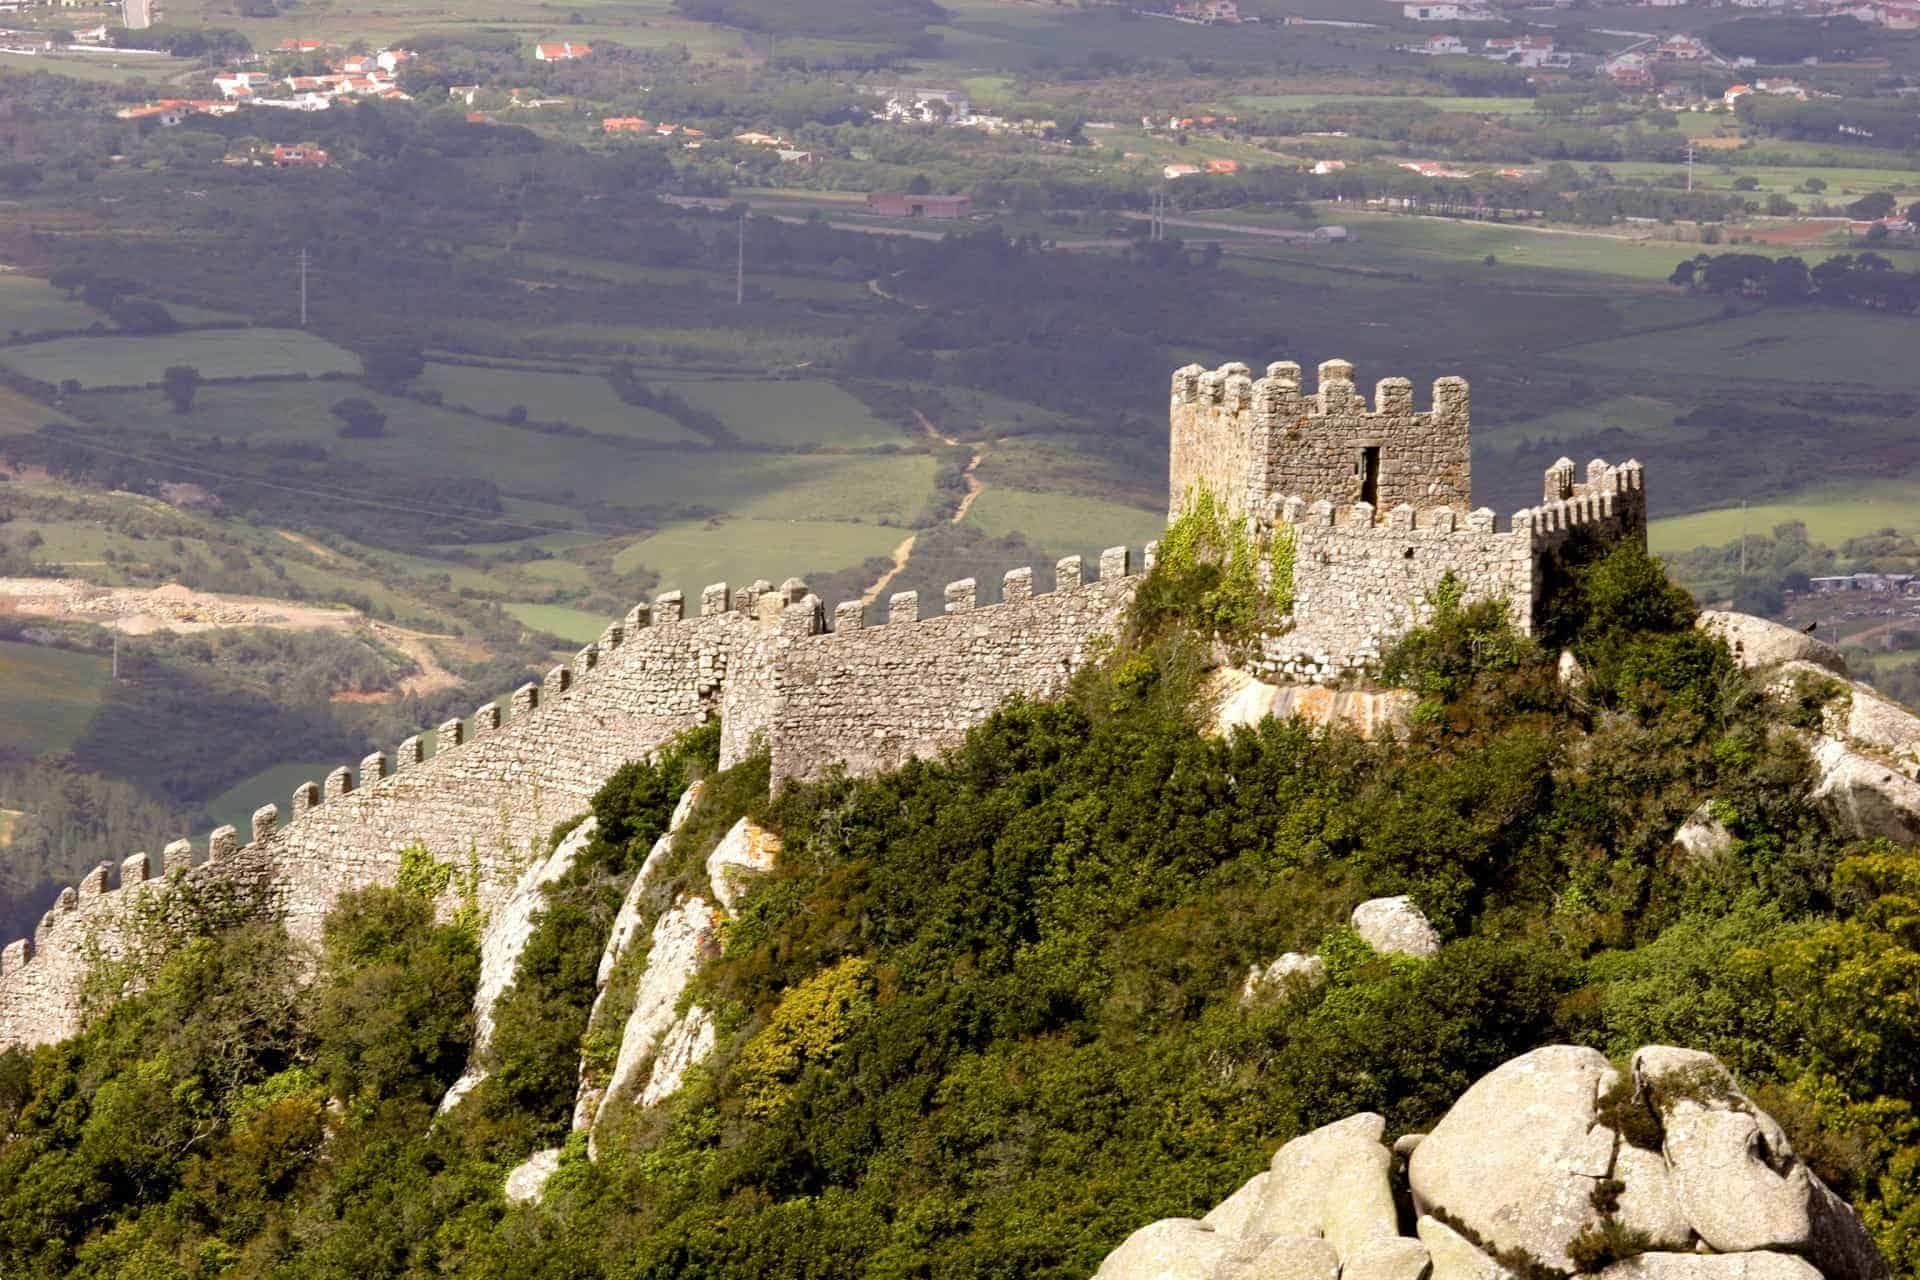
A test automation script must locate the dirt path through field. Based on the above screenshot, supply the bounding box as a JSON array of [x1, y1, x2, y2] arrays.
[[858, 535, 918, 608], [910, 409, 986, 526]]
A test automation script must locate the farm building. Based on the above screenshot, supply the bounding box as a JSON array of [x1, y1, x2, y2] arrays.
[[534, 42, 592, 61], [866, 193, 972, 219]]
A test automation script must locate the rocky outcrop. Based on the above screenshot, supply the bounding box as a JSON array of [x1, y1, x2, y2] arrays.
[[1809, 737, 1920, 845], [505, 1148, 561, 1205], [1351, 896, 1440, 958], [439, 816, 597, 1115], [1240, 953, 1325, 1003], [1599, 1256, 1822, 1280], [640, 1004, 715, 1107], [1203, 668, 1415, 741], [575, 802, 783, 1141], [1633, 1047, 1888, 1280], [1410, 1044, 1615, 1271], [592, 895, 720, 1130], [1698, 612, 1847, 677], [1672, 803, 1734, 863], [1095, 1044, 1890, 1280], [706, 817, 780, 912]]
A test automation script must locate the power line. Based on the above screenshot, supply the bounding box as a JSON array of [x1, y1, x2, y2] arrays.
[[38, 430, 656, 540]]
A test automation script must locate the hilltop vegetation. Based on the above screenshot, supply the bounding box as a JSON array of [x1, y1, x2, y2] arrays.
[[5, 544, 1920, 1277]]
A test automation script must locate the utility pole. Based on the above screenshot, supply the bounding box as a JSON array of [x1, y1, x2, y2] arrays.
[[297, 246, 309, 327], [736, 210, 745, 306], [1739, 498, 1749, 583], [111, 629, 118, 681]]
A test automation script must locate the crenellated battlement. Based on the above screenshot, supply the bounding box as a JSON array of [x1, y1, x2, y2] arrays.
[[1171, 357, 1472, 522], [0, 544, 1156, 1047], [0, 350, 1653, 1052]]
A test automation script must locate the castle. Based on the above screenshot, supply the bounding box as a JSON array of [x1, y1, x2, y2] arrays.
[[0, 358, 1645, 1049]]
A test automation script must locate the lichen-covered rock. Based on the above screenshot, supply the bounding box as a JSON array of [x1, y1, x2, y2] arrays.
[[595, 781, 704, 992], [1254, 1112, 1397, 1262], [1350, 896, 1440, 959], [1633, 1045, 1889, 1280], [1094, 1219, 1237, 1280], [639, 1004, 714, 1107], [1840, 681, 1920, 774], [1672, 803, 1734, 864], [593, 895, 720, 1129], [1342, 1236, 1432, 1280], [1409, 1044, 1613, 1272], [1240, 953, 1325, 1003], [1200, 1172, 1270, 1237], [439, 816, 597, 1115], [1810, 736, 1920, 844], [1417, 1216, 1513, 1280], [706, 817, 780, 911], [1596, 1252, 1822, 1280], [1697, 611, 1847, 676], [1614, 1142, 1696, 1251], [1203, 669, 1414, 740], [1218, 1235, 1339, 1280], [504, 1147, 561, 1205]]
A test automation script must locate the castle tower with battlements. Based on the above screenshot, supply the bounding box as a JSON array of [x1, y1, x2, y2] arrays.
[[1171, 357, 1648, 681], [0, 356, 1649, 1053]]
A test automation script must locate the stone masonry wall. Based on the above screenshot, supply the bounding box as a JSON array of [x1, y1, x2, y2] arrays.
[[0, 546, 1154, 1050], [0, 349, 1648, 1052], [1170, 359, 1471, 522], [0, 590, 767, 1049], [760, 549, 1143, 787], [1257, 457, 1647, 682]]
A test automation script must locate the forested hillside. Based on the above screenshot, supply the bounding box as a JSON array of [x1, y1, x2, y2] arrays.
[[0, 540, 1915, 1278]]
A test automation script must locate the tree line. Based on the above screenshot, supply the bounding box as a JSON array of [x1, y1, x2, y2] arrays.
[[1670, 249, 1920, 313]]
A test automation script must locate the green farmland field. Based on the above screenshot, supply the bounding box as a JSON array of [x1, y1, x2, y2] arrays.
[[611, 517, 904, 594], [963, 488, 1166, 562], [74, 382, 939, 523], [504, 602, 616, 644], [675, 379, 908, 449], [207, 760, 341, 833], [0, 273, 102, 336], [2, 329, 360, 388], [416, 364, 700, 442], [1550, 308, 1920, 390], [0, 641, 109, 757], [1651, 488, 1920, 554]]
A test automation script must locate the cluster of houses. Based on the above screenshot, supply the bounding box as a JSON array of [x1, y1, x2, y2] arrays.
[[597, 119, 817, 162], [202, 44, 416, 112], [1412, 31, 1572, 66], [1161, 158, 1241, 179]]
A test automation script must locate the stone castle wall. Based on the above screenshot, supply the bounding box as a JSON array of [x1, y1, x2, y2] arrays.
[[0, 353, 1651, 1053], [1170, 359, 1471, 522], [0, 550, 1150, 1050], [1259, 457, 1647, 682], [759, 550, 1141, 786]]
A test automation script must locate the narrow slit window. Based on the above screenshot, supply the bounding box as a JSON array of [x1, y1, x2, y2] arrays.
[[1357, 446, 1381, 509]]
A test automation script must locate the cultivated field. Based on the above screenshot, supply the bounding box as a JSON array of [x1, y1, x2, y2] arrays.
[[675, 379, 907, 449], [0, 640, 109, 756], [3, 329, 361, 388], [0, 273, 102, 336], [1651, 488, 1920, 553], [962, 488, 1167, 562], [416, 363, 700, 442], [609, 516, 904, 595]]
